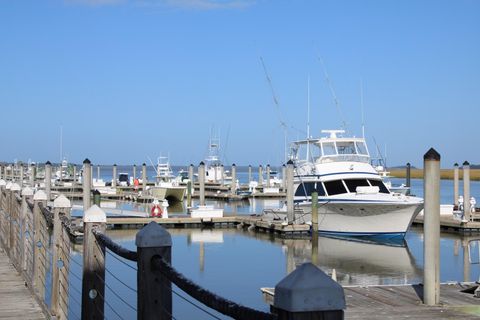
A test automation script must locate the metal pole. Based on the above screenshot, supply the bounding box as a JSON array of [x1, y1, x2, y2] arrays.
[[286, 160, 294, 224], [453, 163, 459, 207], [463, 161, 471, 222], [423, 148, 440, 305]]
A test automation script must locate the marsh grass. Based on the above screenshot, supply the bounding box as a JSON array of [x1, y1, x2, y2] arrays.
[[389, 169, 480, 181]]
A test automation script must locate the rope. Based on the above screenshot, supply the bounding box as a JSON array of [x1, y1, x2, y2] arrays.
[[92, 230, 138, 261], [152, 256, 276, 320]]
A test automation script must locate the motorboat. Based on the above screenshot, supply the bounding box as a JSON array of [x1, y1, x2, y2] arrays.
[[268, 130, 423, 241], [147, 155, 186, 202], [203, 134, 232, 184]]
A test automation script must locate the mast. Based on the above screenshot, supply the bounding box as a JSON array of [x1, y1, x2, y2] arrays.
[[306, 75, 311, 161], [360, 80, 365, 139]]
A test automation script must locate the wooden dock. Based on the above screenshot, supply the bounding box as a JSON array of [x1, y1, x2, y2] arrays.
[[0, 248, 47, 319], [414, 214, 480, 233], [262, 283, 480, 319]]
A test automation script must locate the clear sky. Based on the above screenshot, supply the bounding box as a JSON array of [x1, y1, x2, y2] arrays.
[[1, 0, 479, 167]]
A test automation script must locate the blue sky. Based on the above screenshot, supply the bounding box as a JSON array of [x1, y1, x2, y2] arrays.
[[1, 0, 479, 167]]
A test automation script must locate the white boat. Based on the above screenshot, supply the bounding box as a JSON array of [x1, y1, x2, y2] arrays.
[[148, 156, 186, 202], [203, 134, 231, 184], [280, 130, 423, 241]]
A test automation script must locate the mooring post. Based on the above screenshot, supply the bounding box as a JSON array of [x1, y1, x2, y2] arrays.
[[187, 181, 192, 208], [20, 165, 24, 187], [81, 205, 106, 320], [273, 263, 345, 320], [405, 162, 411, 195], [188, 164, 194, 185], [95, 165, 99, 182], [198, 162, 206, 206], [142, 163, 147, 191], [220, 164, 224, 185], [136, 222, 172, 320], [463, 161, 471, 222], [0, 180, 6, 247], [29, 163, 36, 187], [20, 186, 34, 272], [286, 160, 294, 224], [32, 190, 48, 298], [282, 164, 287, 191], [4, 182, 12, 251], [72, 165, 77, 186], [9, 183, 21, 261], [45, 161, 52, 200], [248, 165, 252, 185], [423, 148, 440, 305], [311, 192, 318, 231], [266, 164, 271, 188], [231, 164, 237, 195], [52, 195, 72, 319], [133, 164, 137, 181], [112, 164, 117, 188], [83, 159, 92, 212], [453, 163, 459, 208], [258, 165, 264, 186]]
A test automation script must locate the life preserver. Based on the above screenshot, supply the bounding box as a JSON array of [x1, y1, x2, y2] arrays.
[[150, 205, 163, 217]]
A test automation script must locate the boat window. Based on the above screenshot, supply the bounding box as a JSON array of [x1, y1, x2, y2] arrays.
[[322, 142, 336, 156], [337, 141, 356, 154], [324, 180, 348, 195], [344, 179, 370, 193], [355, 142, 368, 155], [295, 182, 326, 197], [368, 179, 390, 194]]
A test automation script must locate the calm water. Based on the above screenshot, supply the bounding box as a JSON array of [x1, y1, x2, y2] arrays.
[[64, 167, 480, 319]]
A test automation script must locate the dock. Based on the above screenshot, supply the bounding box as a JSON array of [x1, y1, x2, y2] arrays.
[[414, 214, 480, 234], [261, 283, 480, 319], [0, 248, 47, 319]]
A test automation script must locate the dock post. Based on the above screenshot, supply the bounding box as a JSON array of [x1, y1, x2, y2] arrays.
[[405, 162, 411, 195], [4, 182, 12, 251], [137, 222, 172, 320], [45, 161, 52, 200], [311, 192, 318, 230], [82, 159, 92, 211], [453, 163, 459, 207], [52, 195, 72, 319], [286, 160, 294, 224], [142, 163, 147, 191], [72, 165, 77, 186], [112, 164, 117, 188], [0, 180, 5, 246], [199, 162, 206, 206], [282, 164, 286, 191], [96, 165, 100, 182], [187, 181, 192, 207], [220, 164, 225, 185], [423, 148, 440, 306], [266, 164, 271, 188], [29, 163, 36, 187], [188, 164, 194, 184], [19, 165, 24, 187], [20, 186, 33, 272], [248, 165, 252, 184], [81, 205, 106, 320], [273, 263, 345, 320], [133, 164, 137, 181], [231, 164, 237, 195], [258, 165, 264, 186], [9, 183, 21, 262], [32, 190, 48, 300], [463, 161, 471, 222]]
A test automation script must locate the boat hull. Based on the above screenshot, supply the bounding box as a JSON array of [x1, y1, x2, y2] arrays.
[[149, 186, 186, 202]]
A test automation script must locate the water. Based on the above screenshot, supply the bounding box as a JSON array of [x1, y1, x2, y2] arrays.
[[64, 170, 480, 319]]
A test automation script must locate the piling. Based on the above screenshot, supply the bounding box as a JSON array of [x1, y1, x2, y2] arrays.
[[29, 163, 35, 187], [231, 164, 237, 195], [463, 161, 471, 222], [142, 163, 147, 190], [32, 190, 48, 298], [97, 165, 101, 182], [248, 165, 252, 184], [187, 181, 192, 208], [137, 222, 172, 320], [188, 164, 194, 184], [258, 165, 264, 186], [20, 186, 33, 272], [220, 164, 224, 185], [73, 165, 77, 185], [112, 164, 117, 188], [282, 164, 286, 191], [81, 205, 106, 320], [406, 162, 411, 195], [83, 159, 92, 211], [453, 163, 459, 207], [198, 162, 206, 206], [133, 164, 137, 181], [286, 160, 294, 224], [423, 148, 440, 306], [19, 165, 24, 187], [311, 192, 319, 266], [266, 164, 271, 188], [45, 161, 52, 200]]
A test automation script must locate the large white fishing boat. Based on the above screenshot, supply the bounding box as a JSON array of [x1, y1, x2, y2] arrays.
[[148, 156, 186, 202], [284, 130, 423, 241]]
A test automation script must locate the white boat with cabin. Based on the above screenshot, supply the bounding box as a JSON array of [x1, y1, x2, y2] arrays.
[[277, 130, 423, 241], [148, 156, 186, 202]]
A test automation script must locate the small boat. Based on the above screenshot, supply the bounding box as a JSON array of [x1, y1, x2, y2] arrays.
[[148, 155, 186, 202]]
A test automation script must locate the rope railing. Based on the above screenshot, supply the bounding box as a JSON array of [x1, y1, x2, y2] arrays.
[[92, 230, 138, 261]]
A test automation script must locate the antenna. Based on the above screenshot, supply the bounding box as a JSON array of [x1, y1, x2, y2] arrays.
[[60, 125, 63, 163], [259, 56, 288, 163], [360, 79, 365, 139], [316, 56, 347, 130], [306, 75, 311, 161]]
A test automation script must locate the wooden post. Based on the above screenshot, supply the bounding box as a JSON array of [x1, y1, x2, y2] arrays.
[[282, 164, 286, 191], [463, 161, 471, 222], [311, 192, 318, 230], [81, 205, 106, 320], [112, 164, 117, 188], [423, 148, 440, 305], [405, 162, 411, 195], [453, 163, 459, 207], [220, 164, 225, 185], [21, 186, 34, 272], [231, 164, 237, 195], [187, 181, 192, 208], [133, 164, 137, 181], [248, 165, 252, 185], [266, 164, 271, 188], [4, 182, 12, 251], [0, 180, 5, 247], [97, 165, 101, 182], [258, 165, 264, 186], [32, 190, 48, 300], [142, 163, 147, 190], [45, 161, 52, 200], [273, 263, 345, 319], [136, 221, 172, 320], [10, 183, 21, 263], [52, 195, 72, 319], [83, 159, 92, 212], [20, 165, 24, 187], [286, 160, 294, 224], [29, 163, 36, 187], [198, 162, 206, 206], [188, 164, 194, 186]]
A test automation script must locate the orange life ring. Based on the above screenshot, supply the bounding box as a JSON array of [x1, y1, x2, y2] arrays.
[[150, 205, 163, 217]]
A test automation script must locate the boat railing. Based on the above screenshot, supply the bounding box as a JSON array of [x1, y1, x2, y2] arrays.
[[318, 154, 370, 164]]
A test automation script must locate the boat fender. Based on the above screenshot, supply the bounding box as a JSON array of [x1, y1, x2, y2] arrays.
[[151, 205, 163, 217]]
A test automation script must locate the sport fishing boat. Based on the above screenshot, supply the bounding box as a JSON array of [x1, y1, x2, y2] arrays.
[[148, 156, 186, 202], [282, 130, 423, 241]]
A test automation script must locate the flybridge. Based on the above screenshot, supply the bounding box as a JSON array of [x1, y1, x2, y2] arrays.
[[291, 130, 371, 164]]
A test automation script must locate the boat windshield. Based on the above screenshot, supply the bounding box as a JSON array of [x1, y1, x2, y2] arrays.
[[319, 139, 370, 163]]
